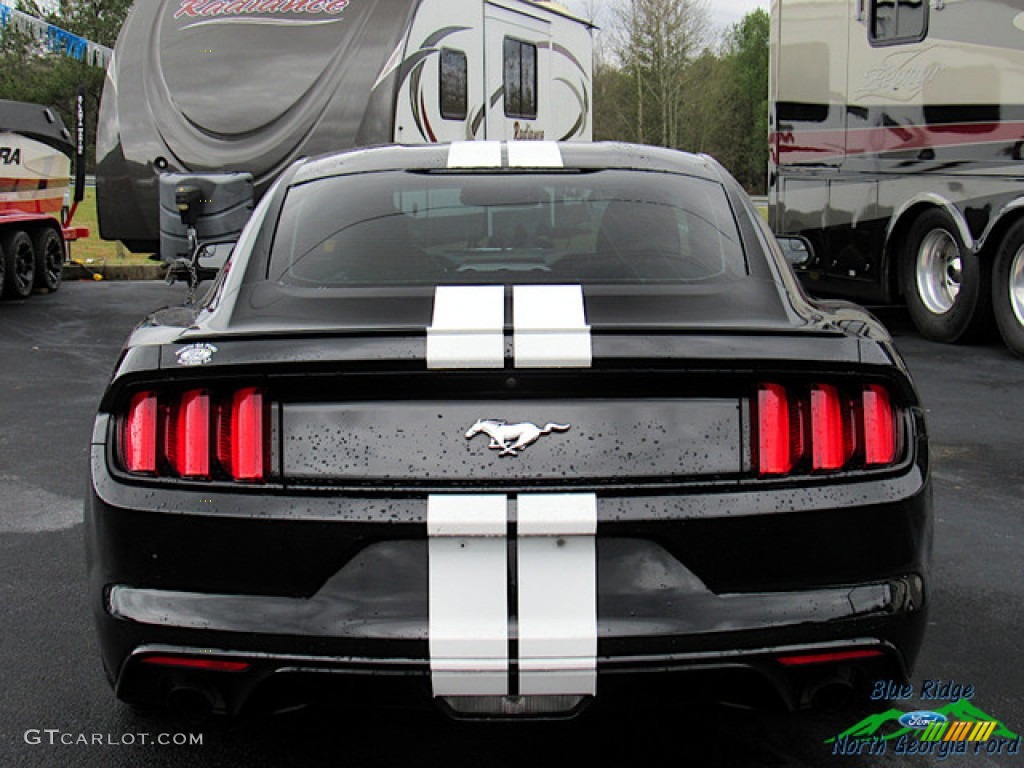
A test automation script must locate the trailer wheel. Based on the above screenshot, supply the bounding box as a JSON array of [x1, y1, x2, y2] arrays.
[[902, 209, 991, 343], [992, 219, 1024, 358], [32, 227, 63, 293], [2, 229, 36, 299]]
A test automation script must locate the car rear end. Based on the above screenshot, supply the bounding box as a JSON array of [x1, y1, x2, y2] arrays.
[[86, 143, 930, 719]]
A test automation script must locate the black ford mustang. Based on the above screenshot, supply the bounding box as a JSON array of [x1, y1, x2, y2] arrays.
[[86, 142, 931, 720]]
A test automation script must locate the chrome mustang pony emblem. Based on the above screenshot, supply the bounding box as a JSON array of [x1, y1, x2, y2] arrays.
[[465, 419, 571, 457]]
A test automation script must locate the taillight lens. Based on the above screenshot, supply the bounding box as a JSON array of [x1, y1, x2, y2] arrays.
[[118, 387, 268, 483], [224, 387, 265, 482], [863, 385, 896, 465], [176, 389, 211, 478], [757, 384, 794, 475], [811, 384, 845, 471], [122, 391, 158, 474], [755, 383, 900, 477]]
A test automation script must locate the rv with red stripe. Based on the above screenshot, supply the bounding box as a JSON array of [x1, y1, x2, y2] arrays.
[[769, 0, 1024, 357], [0, 99, 88, 300]]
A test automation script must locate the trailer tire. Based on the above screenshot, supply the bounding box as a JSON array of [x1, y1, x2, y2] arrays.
[[992, 219, 1024, 358], [902, 209, 992, 343], [2, 229, 36, 299], [32, 227, 63, 293]]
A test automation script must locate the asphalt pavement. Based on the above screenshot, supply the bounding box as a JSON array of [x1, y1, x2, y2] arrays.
[[0, 281, 1021, 767]]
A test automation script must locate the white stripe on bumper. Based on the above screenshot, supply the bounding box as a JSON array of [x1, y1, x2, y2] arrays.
[[428, 493, 599, 699], [516, 494, 598, 696], [428, 495, 509, 696]]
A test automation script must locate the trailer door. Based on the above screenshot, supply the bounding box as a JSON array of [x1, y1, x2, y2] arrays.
[[772, 0, 851, 267], [484, 3, 551, 141]]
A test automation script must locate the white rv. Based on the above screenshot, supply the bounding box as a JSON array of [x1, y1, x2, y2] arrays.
[[96, 0, 593, 253], [769, 0, 1024, 357]]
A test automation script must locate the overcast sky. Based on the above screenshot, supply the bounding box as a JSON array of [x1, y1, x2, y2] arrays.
[[560, 1, 770, 33]]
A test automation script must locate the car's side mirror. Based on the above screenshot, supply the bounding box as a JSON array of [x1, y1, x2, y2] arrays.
[[776, 235, 814, 268]]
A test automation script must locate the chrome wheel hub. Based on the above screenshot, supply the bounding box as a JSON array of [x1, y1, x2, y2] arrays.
[[1010, 244, 1024, 328], [916, 229, 962, 315]]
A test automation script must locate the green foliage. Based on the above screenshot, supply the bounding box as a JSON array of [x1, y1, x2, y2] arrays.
[[601, 4, 770, 193], [0, 0, 129, 170]]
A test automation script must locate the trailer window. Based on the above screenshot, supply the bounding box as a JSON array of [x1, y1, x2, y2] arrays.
[[268, 171, 746, 287], [870, 0, 927, 45], [440, 48, 468, 121], [503, 38, 537, 119]]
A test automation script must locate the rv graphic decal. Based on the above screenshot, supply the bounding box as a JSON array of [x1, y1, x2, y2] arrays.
[[174, 0, 351, 20], [513, 122, 544, 140], [855, 49, 944, 102]]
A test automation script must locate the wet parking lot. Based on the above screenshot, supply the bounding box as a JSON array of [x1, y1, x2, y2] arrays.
[[0, 281, 1021, 767]]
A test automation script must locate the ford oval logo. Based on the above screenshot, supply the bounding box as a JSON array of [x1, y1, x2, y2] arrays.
[[898, 711, 948, 729]]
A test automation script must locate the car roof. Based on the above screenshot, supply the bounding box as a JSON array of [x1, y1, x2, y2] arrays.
[[290, 141, 728, 186]]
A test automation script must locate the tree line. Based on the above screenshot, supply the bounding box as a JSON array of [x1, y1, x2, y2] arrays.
[[590, 0, 769, 193], [0, 0, 768, 192]]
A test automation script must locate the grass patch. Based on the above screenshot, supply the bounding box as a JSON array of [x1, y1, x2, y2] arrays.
[[66, 188, 156, 266]]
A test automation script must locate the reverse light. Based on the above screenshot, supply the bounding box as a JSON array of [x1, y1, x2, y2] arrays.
[[119, 387, 268, 483], [755, 383, 900, 477]]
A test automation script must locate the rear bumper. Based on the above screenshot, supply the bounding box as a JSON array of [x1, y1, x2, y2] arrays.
[[115, 636, 911, 719], [86, 443, 931, 718]]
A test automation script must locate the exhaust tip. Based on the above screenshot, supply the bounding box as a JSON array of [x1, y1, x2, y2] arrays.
[[806, 677, 857, 712], [166, 686, 216, 722]]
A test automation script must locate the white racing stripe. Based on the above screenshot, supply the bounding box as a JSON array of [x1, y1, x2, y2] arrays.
[[447, 140, 502, 168], [428, 495, 509, 696], [427, 285, 505, 369], [513, 285, 592, 368], [428, 493, 599, 699], [516, 494, 598, 696], [507, 141, 564, 168]]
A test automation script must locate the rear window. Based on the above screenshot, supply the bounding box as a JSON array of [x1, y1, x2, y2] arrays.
[[268, 170, 746, 286]]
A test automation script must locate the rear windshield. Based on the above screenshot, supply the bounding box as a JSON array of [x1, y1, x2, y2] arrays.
[[268, 170, 746, 286]]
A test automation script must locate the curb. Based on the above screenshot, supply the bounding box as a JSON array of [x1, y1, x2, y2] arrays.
[[64, 262, 168, 281]]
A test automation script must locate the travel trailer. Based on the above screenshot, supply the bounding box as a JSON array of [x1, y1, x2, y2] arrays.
[[0, 98, 87, 299], [769, 0, 1024, 357], [96, 0, 594, 253]]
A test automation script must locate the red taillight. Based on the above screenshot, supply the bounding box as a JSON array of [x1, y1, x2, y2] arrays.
[[757, 383, 793, 475], [755, 382, 899, 477], [863, 385, 896, 465], [776, 648, 885, 666], [811, 384, 845, 471], [123, 392, 158, 474], [227, 387, 265, 482], [140, 655, 250, 672], [176, 389, 211, 478], [120, 387, 267, 483]]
